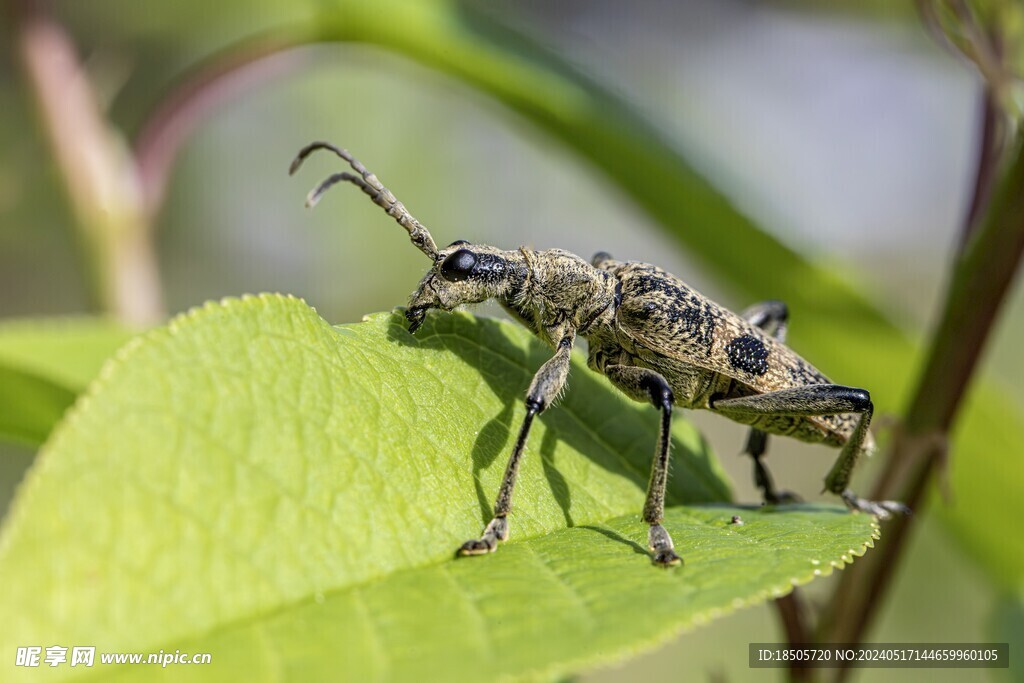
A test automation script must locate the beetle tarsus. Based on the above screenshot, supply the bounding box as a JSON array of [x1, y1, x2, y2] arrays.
[[457, 516, 508, 557], [840, 490, 912, 519], [764, 489, 803, 505], [648, 524, 683, 567], [751, 449, 802, 506], [406, 306, 428, 333]]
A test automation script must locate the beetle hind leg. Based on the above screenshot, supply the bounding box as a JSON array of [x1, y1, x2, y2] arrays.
[[740, 300, 799, 505], [824, 406, 911, 519], [713, 385, 910, 519], [745, 428, 801, 505]]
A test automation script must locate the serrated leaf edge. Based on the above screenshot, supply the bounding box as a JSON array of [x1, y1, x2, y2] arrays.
[[0, 294, 310, 553], [530, 518, 882, 683]]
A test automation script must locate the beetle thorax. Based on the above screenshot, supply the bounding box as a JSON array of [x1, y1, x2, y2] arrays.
[[502, 249, 619, 342]]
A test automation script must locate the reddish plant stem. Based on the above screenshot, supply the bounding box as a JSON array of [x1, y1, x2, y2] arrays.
[[962, 87, 1005, 247], [819, 133, 1024, 680], [133, 36, 312, 217], [7, 0, 164, 323], [775, 591, 815, 682]]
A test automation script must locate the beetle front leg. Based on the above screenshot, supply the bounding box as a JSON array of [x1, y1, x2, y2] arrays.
[[712, 385, 909, 519], [604, 365, 682, 567], [458, 334, 575, 557]]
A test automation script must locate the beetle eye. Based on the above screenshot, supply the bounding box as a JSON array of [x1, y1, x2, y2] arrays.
[[440, 248, 477, 281]]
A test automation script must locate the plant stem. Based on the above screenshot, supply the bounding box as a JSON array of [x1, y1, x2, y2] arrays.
[[818, 133, 1024, 679], [962, 88, 1006, 247], [775, 591, 815, 682], [904, 150, 1024, 431], [7, 0, 164, 324]]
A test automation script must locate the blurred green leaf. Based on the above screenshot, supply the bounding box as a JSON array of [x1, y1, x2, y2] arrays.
[[0, 295, 881, 682], [309, 0, 900, 335], [0, 318, 135, 446], [0, 367, 77, 447], [936, 385, 1024, 592], [0, 317, 136, 389], [990, 592, 1024, 682]]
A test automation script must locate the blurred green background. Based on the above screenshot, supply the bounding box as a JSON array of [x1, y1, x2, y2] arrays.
[[1, 0, 1022, 680]]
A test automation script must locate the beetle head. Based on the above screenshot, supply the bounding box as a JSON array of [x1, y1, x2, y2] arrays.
[[405, 241, 527, 332]]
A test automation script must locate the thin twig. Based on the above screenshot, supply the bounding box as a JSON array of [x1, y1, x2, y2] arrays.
[[947, 0, 1009, 102]]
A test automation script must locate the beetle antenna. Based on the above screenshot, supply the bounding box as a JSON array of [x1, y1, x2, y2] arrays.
[[290, 141, 439, 260]]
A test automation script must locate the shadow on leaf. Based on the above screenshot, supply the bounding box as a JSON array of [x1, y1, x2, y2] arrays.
[[384, 308, 731, 510]]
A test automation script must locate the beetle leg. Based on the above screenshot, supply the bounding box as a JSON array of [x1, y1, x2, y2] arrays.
[[744, 428, 799, 505], [740, 300, 798, 504], [741, 300, 789, 340], [827, 408, 911, 518], [590, 251, 618, 269], [604, 365, 682, 567], [712, 385, 910, 519], [458, 333, 575, 557]]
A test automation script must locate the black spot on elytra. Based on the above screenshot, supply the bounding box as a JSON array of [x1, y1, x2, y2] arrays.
[[726, 335, 770, 376]]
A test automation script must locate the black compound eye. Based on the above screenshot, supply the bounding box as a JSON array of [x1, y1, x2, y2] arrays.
[[447, 239, 470, 247], [440, 248, 477, 281]]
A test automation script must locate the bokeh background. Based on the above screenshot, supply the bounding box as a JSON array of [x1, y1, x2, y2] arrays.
[[1, 1, 1021, 680]]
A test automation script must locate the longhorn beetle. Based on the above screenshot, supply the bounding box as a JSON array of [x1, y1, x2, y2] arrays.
[[290, 141, 909, 567]]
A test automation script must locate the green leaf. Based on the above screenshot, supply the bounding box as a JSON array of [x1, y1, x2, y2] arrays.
[[0, 295, 878, 682], [936, 385, 1024, 592], [0, 318, 136, 446], [0, 366, 78, 447], [989, 593, 1024, 683], [106, 507, 876, 683]]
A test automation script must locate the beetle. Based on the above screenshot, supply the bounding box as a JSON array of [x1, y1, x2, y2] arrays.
[[290, 141, 909, 567]]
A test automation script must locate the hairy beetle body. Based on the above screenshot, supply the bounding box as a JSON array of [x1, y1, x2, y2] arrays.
[[292, 142, 908, 567]]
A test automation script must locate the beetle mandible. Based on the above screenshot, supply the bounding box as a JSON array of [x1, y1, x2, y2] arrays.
[[290, 141, 909, 567]]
